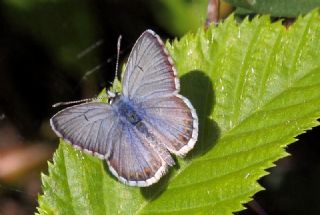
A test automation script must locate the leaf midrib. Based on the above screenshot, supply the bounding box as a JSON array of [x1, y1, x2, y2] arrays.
[[287, 12, 313, 86], [232, 20, 263, 125]]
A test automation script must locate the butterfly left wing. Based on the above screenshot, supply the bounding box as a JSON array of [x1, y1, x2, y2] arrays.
[[50, 102, 119, 159], [122, 30, 179, 102]]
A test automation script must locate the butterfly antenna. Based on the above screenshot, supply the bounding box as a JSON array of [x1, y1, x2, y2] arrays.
[[115, 34, 122, 80], [52, 98, 94, 108]]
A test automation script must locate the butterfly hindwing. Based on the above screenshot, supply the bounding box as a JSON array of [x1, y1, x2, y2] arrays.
[[107, 121, 173, 186], [139, 95, 198, 156]]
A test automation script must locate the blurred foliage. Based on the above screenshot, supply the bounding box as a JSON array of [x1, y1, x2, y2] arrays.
[[226, 0, 320, 17], [2, 0, 100, 73], [149, 0, 208, 36], [3, 0, 63, 10], [149, 0, 234, 36], [3, 0, 320, 74]]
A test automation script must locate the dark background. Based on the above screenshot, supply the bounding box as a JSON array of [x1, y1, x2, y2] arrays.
[[0, 1, 319, 214]]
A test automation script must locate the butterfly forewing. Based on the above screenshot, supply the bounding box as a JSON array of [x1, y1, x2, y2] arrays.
[[122, 30, 179, 102], [50, 102, 118, 159]]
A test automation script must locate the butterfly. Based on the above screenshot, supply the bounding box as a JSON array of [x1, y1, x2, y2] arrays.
[[50, 30, 198, 187]]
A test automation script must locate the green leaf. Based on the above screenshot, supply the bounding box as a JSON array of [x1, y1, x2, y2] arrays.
[[38, 11, 320, 214], [227, 0, 320, 17]]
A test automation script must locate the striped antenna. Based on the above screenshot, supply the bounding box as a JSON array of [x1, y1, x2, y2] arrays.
[[52, 98, 94, 107], [115, 35, 122, 80]]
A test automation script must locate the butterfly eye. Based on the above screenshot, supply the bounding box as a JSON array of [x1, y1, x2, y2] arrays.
[[108, 97, 114, 104], [108, 93, 119, 104]]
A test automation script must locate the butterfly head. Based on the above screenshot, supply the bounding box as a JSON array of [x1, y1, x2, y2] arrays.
[[107, 90, 121, 105]]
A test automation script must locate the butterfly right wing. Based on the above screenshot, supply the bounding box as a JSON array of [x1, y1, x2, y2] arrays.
[[50, 102, 119, 159]]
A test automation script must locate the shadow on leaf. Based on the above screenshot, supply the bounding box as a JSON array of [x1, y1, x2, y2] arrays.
[[180, 70, 220, 159], [140, 70, 220, 200]]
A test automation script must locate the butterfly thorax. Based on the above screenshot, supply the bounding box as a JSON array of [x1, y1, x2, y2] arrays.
[[112, 95, 142, 126]]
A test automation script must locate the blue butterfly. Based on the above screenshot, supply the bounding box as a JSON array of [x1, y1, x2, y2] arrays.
[[50, 30, 198, 187]]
